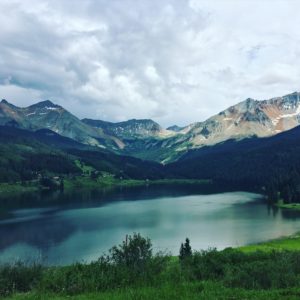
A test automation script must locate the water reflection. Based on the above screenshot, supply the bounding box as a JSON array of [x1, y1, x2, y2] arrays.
[[0, 186, 300, 265]]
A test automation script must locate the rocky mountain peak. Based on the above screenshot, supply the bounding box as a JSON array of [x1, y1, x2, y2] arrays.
[[125, 118, 161, 129], [167, 125, 184, 132], [280, 92, 300, 108], [0, 92, 300, 163], [83, 118, 164, 140], [27, 100, 62, 111], [0, 99, 18, 108]]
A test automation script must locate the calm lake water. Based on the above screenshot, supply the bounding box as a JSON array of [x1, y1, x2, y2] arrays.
[[1, 185, 300, 265]]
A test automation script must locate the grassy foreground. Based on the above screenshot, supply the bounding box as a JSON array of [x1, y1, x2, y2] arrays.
[[8, 282, 300, 300], [3, 233, 300, 300], [240, 233, 300, 252]]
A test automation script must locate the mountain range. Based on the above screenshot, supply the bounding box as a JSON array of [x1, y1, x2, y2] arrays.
[[1, 91, 300, 204], [1, 91, 300, 163]]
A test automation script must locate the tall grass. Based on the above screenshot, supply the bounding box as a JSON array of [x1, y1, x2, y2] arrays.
[[2, 235, 300, 298]]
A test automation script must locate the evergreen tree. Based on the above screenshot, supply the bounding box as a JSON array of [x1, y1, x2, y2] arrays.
[[179, 238, 192, 261]]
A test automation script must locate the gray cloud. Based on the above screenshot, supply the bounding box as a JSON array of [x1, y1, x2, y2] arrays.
[[0, 0, 300, 127]]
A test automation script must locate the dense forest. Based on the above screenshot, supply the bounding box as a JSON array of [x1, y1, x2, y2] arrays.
[[0, 126, 167, 183], [1, 125, 300, 203], [0, 127, 80, 182], [168, 126, 300, 204]]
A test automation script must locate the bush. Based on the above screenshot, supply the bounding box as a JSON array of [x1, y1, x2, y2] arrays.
[[3, 235, 300, 297], [223, 251, 300, 289], [0, 262, 42, 297], [110, 233, 152, 269], [108, 233, 168, 285], [183, 248, 300, 290], [39, 234, 169, 295]]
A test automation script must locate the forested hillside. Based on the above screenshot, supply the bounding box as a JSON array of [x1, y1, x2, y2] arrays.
[[1, 124, 300, 204], [168, 125, 300, 203], [0, 126, 167, 183]]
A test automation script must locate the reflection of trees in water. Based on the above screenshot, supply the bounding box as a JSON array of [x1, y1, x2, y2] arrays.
[[0, 189, 109, 213], [0, 185, 279, 260], [0, 184, 228, 212], [0, 217, 76, 252], [281, 209, 300, 220], [267, 203, 279, 217], [266, 202, 300, 220]]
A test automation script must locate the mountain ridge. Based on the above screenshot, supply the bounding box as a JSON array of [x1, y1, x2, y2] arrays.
[[1, 91, 300, 162], [0, 99, 125, 149], [167, 124, 300, 201]]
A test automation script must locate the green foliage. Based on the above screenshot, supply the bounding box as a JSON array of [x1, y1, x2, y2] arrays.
[[3, 235, 300, 299], [110, 233, 152, 270], [9, 282, 300, 300], [183, 248, 300, 290], [0, 262, 42, 297], [179, 238, 192, 261], [36, 234, 168, 296], [39, 177, 63, 190], [0, 126, 171, 185], [169, 126, 300, 203], [75, 160, 95, 176], [69, 149, 168, 180]]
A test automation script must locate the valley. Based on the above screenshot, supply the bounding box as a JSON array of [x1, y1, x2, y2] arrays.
[[1, 92, 300, 299], [2, 1, 300, 298], [1, 91, 300, 206], [1, 91, 300, 163]]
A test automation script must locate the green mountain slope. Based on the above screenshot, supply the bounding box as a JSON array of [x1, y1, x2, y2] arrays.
[[0, 126, 167, 183], [168, 125, 300, 202]]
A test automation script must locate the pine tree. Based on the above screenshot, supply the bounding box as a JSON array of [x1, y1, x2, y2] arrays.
[[179, 238, 192, 261]]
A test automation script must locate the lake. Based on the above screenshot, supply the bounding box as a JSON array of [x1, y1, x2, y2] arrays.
[[1, 185, 300, 265]]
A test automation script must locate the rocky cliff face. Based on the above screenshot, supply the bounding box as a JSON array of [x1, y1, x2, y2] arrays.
[[0, 99, 122, 148], [1, 92, 300, 163], [173, 92, 300, 150], [167, 125, 185, 132], [82, 118, 173, 139]]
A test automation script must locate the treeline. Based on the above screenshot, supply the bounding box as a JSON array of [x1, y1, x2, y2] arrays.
[[0, 147, 80, 183], [1, 124, 300, 203], [266, 168, 300, 204], [169, 126, 300, 203], [2, 234, 300, 298], [68, 149, 167, 180], [0, 126, 168, 183], [0, 126, 81, 183]]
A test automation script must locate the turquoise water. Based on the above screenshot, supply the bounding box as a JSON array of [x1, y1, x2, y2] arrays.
[[0, 187, 300, 265]]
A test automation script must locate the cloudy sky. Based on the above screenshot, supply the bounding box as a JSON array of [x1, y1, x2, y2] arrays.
[[0, 0, 300, 127]]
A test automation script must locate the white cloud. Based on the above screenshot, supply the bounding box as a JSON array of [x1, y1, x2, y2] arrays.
[[0, 84, 42, 106], [0, 0, 300, 127], [144, 66, 161, 83]]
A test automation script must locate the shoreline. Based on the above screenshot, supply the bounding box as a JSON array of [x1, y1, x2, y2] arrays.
[[3, 232, 300, 300], [64, 177, 211, 190], [0, 178, 211, 198], [275, 199, 300, 211], [238, 231, 300, 252]]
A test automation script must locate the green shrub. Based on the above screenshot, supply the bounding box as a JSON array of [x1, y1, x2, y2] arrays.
[[0, 262, 42, 297], [3, 235, 300, 298], [223, 251, 300, 289], [38, 234, 169, 295]]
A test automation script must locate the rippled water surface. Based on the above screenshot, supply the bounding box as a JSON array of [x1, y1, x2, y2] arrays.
[[1, 186, 300, 265]]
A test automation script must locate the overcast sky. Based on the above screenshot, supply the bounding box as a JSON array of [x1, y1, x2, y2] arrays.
[[0, 0, 300, 127]]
